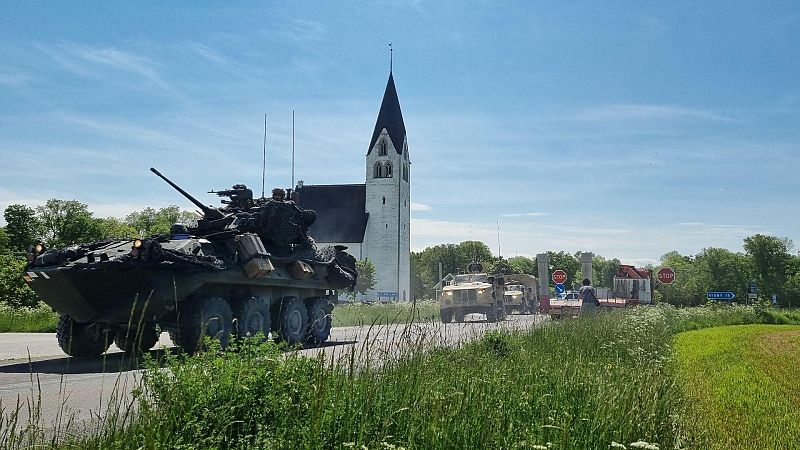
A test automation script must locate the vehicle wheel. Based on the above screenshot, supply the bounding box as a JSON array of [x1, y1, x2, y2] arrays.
[[115, 324, 159, 354], [306, 298, 333, 344], [275, 297, 308, 345], [171, 296, 233, 353], [233, 296, 270, 340], [455, 310, 466, 323], [56, 315, 114, 357], [440, 309, 453, 323]]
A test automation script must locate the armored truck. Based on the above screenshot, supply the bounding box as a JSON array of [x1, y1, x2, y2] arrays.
[[22, 168, 357, 357], [501, 273, 538, 314], [439, 264, 506, 323]]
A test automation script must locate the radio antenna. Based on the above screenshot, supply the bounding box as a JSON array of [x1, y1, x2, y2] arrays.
[[261, 113, 267, 198], [291, 110, 295, 189]]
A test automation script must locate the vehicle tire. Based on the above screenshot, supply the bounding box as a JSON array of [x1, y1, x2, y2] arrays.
[[306, 298, 333, 344], [233, 296, 270, 340], [171, 296, 233, 353], [440, 309, 453, 323], [115, 324, 159, 354], [56, 315, 114, 357], [455, 310, 466, 323], [275, 297, 308, 345]]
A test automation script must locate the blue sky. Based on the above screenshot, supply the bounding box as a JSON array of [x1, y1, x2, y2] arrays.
[[1, 1, 798, 265]]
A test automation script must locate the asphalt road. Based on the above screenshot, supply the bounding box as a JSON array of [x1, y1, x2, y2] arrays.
[[0, 314, 542, 437]]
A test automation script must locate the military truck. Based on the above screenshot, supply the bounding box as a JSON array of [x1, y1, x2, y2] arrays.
[[22, 168, 357, 357], [501, 273, 538, 314], [439, 263, 506, 323]]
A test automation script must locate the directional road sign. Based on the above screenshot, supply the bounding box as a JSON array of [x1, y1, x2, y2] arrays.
[[657, 267, 676, 285], [555, 283, 565, 294], [552, 270, 567, 285], [707, 291, 736, 300]]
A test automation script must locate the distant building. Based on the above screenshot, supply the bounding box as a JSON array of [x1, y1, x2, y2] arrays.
[[613, 265, 652, 303], [295, 72, 411, 301]]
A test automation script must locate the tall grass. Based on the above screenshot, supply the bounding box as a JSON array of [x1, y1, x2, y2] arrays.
[[0, 304, 59, 332], [1, 304, 794, 449]]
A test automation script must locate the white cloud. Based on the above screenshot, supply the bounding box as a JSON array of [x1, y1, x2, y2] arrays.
[[501, 212, 548, 218], [410, 202, 432, 211], [575, 104, 741, 123]]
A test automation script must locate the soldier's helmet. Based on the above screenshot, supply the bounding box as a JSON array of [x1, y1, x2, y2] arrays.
[[271, 188, 286, 201]]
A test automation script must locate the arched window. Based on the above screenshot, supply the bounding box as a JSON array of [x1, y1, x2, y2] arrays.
[[385, 161, 393, 178], [402, 165, 409, 182], [373, 161, 383, 178], [378, 139, 388, 156]]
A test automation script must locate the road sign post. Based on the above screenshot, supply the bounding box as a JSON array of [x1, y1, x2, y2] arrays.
[[552, 270, 567, 285], [657, 267, 676, 285], [707, 291, 736, 301]]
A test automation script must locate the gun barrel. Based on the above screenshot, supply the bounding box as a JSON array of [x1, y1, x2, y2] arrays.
[[150, 167, 225, 220]]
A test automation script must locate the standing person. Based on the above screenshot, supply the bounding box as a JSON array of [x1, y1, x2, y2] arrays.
[[579, 278, 599, 315]]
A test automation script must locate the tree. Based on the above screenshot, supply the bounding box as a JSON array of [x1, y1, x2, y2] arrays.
[[508, 256, 536, 274], [96, 217, 138, 240], [488, 257, 515, 274], [36, 199, 102, 247], [546, 251, 580, 289], [744, 234, 792, 305], [350, 258, 377, 300], [0, 227, 10, 255], [3, 204, 39, 252], [125, 205, 196, 237], [592, 255, 620, 288], [0, 254, 40, 308]]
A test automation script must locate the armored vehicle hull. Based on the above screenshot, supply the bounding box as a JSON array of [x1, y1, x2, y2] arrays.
[[23, 168, 357, 357]]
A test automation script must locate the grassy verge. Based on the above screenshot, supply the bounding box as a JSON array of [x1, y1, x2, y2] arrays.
[[675, 324, 800, 448], [332, 300, 440, 327], [2, 304, 796, 448], [0, 304, 59, 332]]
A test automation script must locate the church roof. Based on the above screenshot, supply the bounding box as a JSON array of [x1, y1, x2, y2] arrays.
[[367, 72, 406, 155], [295, 183, 368, 243]]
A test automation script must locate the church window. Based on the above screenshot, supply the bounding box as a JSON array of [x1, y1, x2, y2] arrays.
[[378, 139, 388, 156], [374, 161, 393, 179], [402, 165, 409, 182]]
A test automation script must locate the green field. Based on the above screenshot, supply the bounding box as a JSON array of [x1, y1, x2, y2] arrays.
[[675, 324, 800, 448], [332, 300, 439, 327]]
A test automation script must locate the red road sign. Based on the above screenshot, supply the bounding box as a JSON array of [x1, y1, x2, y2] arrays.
[[657, 267, 676, 285], [552, 269, 567, 284]]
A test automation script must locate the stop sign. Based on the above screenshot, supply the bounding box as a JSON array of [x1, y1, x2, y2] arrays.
[[552, 269, 567, 284], [658, 267, 676, 285]]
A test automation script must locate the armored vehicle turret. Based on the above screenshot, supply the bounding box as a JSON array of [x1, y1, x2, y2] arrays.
[[23, 168, 357, 356]]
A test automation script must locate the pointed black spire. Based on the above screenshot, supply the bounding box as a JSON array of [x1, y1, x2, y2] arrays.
[[367, 72, 406, 155]]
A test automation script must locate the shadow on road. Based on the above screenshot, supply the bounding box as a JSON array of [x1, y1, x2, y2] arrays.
[[0, 348, 177, 375], [0, 340, 360, 375]]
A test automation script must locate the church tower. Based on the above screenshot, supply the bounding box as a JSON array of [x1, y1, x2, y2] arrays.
[[363, 72, 411, 301]]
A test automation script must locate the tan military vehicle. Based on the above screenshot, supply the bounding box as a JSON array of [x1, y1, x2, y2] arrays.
[[439, 263, 506, 323], [501, 273, 538, 314]]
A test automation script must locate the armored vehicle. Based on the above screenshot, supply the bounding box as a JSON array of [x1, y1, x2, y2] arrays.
[[439, 263, 506, 323], [22, 168, 357, 357], [501, 273, 538, 314]]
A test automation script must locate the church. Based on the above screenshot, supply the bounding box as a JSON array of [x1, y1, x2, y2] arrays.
[[295, 72, 411, 302]]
